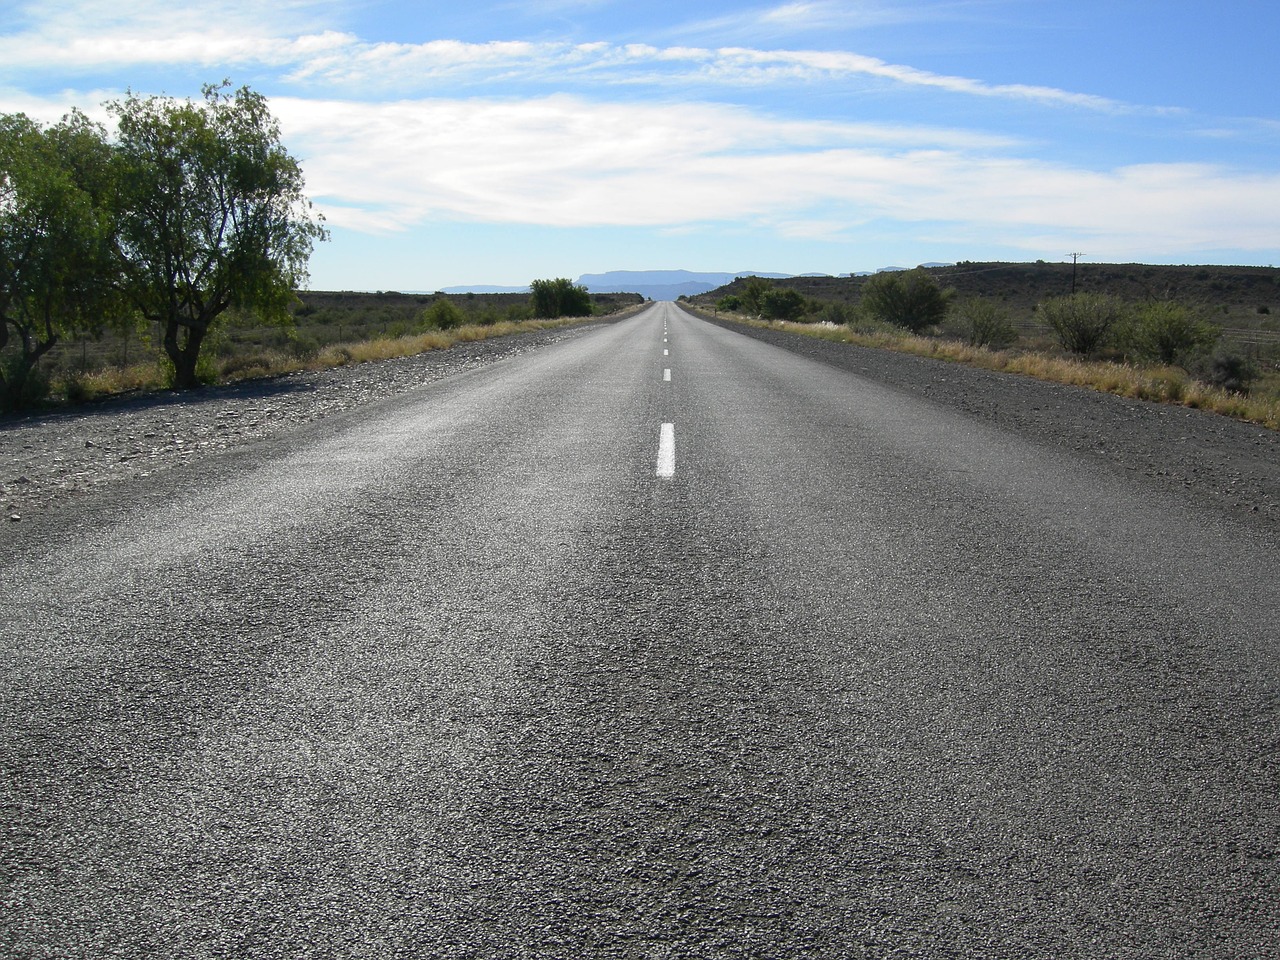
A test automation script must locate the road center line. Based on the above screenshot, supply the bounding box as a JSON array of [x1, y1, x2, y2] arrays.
[[656, 423, 675, 478], [663, 349, 668, 356], [663, 369, 671, 382]]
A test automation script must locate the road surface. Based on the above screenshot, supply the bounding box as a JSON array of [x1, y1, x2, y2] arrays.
[[3, 302, 1278, 958]]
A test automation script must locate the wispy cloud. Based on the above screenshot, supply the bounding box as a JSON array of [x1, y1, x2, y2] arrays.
[[675, 0, 958, 40], [0, 0, 1144, 113], [280, 37, 1139, 111]]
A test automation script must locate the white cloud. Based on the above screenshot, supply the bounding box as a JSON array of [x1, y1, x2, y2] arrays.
[[0, 0, 1145, 114], [0, 0, 345, 72], [274, 93, 1280, 258]]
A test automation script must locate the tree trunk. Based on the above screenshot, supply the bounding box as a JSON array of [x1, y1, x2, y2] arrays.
[[164, 320, 207, 390], [0, 316, 61, 411]]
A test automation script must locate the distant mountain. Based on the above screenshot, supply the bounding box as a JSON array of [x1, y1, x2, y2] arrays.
[[439, 284, 529, 294]]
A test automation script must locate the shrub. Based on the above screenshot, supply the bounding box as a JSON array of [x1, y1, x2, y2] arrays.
[[1193, 349, 1258, 394], [820, 301, 851, 325], [716, 294, 743, 312], [1039, 292, 1127, 356], [760, 287, 808, 322], [288, 333, 321, 360], [1123, 301, 1218, 366], [947, 298, 1018, 349], [739, 277, 773, 316], [421, 299, 468, 330], [859, 269, 950, 333]]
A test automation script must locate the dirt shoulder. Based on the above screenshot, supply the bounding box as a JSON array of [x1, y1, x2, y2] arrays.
[[692, 310, 1279, 535]]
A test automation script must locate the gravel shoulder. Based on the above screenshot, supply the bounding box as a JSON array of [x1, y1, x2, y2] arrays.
[[4, 308, 1278, 535]]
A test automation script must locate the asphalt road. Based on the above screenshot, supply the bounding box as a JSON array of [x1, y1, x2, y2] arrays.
[[2, 302, 1278, 958]]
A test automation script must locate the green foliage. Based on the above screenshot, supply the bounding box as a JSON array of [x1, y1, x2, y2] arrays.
[[529, 278, 592, 318], [819, 301, 851, 325], [421, 298, 467, 330], [947, 298, 1018, 349], [759, 287, 808, 322], [859, 269, 950, 333], [740, 277, 772, 316], [1039, 292, 1127, 356], [0, 110, 121, 410], [110, 82, 327, 389], [716, 294, 743, 312], [1124, 301, 1218, 365]]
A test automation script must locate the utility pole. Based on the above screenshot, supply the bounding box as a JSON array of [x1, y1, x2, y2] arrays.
[[1068, 252, 1085, 294]]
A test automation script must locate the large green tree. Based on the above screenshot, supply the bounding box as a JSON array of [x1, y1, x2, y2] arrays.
[[110, 83, 326, 389], [530, 278, 592, 318], [0, 111, 119, 409]]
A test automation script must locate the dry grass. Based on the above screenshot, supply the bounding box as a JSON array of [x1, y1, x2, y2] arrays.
[[49, 314, 612, 404], [704, 311, 1280, 432]]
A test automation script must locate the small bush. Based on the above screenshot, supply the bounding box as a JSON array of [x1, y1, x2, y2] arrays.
[[421, 299, 468, 330], [1125, 301, 1218, 366], [1193, 349, 1258, 394], [1039, 292, 1127, 356], [63, 372, 95, 405], [844, 306, 898, 335], [947, 298, 1018, 349], [286, 333, 321, 360], [820, 301, 851, 325], [716, 294, 743, 312]]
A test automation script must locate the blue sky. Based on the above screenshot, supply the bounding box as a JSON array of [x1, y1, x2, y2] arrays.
[[3, 0, 1278, 290]]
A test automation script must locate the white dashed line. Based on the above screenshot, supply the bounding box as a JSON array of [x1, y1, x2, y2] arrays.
[[663, 349, 668, 356], [656, 423, 675, 478], [663, 369, 671, 382]]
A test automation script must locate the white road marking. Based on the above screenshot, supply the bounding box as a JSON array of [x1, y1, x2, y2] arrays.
[[656, 423, 675, 478], [663, 369, 671, 381], [663, 349, 669, 356]]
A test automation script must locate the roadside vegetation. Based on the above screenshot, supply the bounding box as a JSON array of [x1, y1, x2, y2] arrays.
[[0, 80, 638, 413], [697, 271, 1280, 431], [15, 288, 642, 408], [1, 83, 327, 411]]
